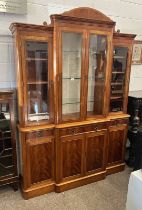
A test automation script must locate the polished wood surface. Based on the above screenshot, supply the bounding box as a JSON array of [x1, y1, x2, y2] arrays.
[[107, 124, 127, 166], [86, 130, 107, 173], [55, 171, 106, 193], [10, 7, 136, 198], [26, 137, 54, 185], [60, 134, 84, 179], [51, 7, 115, 26]]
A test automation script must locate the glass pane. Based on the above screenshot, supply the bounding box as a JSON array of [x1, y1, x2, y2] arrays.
[[0, 103, 14, 176], [26, 41, 48, 83], [62, 32, 82, 121], [27, 84, 49, 122], [110, 47, 128, 112], [87, 34, 107, 116], [25, 41, 49, 122]]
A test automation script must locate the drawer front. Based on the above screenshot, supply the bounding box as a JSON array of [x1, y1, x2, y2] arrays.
[[109, 118, 129, 126], [26, 129, 54, 140], [59, 122, 107, 137], [59, 126, 84, 136], [84, 122, 107, 132]]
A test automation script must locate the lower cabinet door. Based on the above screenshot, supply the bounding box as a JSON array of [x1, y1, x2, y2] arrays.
[[60, 134, 85, 180], [107, 124, 127, 166], [85, 130, 107, 174], [26, 137, 54, 186]]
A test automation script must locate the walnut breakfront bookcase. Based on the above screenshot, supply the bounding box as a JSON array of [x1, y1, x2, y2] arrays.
[[10, 7, 136, 199]]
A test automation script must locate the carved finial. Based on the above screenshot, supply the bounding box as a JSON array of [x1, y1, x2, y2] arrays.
[[117, 29, 120, 33], [43, 21, 48, 26]]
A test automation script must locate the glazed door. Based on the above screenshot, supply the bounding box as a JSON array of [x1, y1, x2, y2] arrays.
[[59, 134, 85, 181], [0, 99, 16, 179], [85, 130, 107, 174], [59, 30, 85, 122], [110, 46, 129, 113], [86, 32, 111, 117], [107, 124, 127, 166], [21, 35, 53, 125], [26, 137, 54, 187]]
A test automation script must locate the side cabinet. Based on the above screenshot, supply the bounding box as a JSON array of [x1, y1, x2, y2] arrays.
[[107, 122, 128, 175], [20, 129, 55, 199], [0, 90, 18, 190]]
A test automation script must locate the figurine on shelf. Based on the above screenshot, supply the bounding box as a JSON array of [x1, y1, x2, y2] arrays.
[[28, 90, 48, 114], [113, 59, 122, 72]]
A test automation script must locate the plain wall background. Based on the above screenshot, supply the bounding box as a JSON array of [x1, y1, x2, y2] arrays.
[[0, 0, 142, 91]]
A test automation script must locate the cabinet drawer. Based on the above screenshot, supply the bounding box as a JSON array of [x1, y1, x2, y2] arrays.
[[84, 122, 107, 132], [26, 129, 54, 140], [59, 122, 107, 137], [60, 126, 84, 136], [109, 118, 129, 126]]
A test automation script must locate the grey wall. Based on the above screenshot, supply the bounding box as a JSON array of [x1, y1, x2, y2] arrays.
[[0, 0, 142, 90]]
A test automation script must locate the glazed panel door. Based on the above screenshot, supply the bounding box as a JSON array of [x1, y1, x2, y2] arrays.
[[110, 46, 129, 113], [0, 99, 15, 178], [107, 124, 127, 166], [21, 35, 54, 125], [86, 31, 112, 118], [85, 130, 107, 174], [59, 29, 86, 122]]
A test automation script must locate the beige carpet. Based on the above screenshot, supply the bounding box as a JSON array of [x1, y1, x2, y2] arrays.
[[0, 167, 132, 210]]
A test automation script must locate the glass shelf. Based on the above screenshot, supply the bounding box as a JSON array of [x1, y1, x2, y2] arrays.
[[87, 100, 95, 103], [63, 50, 81, 53], [110, 96, 123, 100], [112, 71, 125, 74], [111, 90, 123, 94], [62, 102, 80, 105], [113, 55, 125, 59], [111, 82, 123, 85], [26, 58, 47, 61], [89, 51, 99, 55], [27, 81, 48, 85], [62, 77, 81, 80], [62, 98, 80, 105]]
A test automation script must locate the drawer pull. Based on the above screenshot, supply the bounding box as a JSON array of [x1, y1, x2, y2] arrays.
[[71, 129, 76, 134], [94, 127, 98, 131], [117, 124, 121, 127], [37, 131, 42, 137]]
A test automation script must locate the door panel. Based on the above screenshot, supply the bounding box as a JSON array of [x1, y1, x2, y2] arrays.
[[107, 124, 127, 165], [26, 137, 54, 186], [87, 34, 108, 117], [61, 31, 83, 122], [60, 134, 85, 179], [21, 35, 54, 125], [85, 130, 107, 173], [110, 46, 128, 113]]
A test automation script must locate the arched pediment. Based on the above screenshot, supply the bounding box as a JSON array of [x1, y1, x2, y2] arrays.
[[52, 7, 114, 23]]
